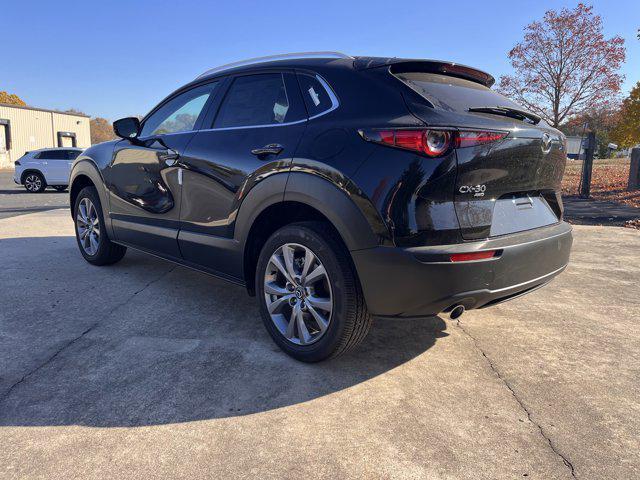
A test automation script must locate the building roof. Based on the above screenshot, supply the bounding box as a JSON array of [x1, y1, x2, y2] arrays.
[[0, 103, 90, 118]]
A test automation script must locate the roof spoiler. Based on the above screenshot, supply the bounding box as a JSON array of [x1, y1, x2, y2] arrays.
[[354, 57, 495, 88]]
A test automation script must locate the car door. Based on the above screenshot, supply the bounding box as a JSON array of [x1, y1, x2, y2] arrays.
[[64, 149, 82, 183], [35, 150, 65, 184], [106, 81, 220, 259], [178, 71, 307, 278], [48, 149, 79, 184]]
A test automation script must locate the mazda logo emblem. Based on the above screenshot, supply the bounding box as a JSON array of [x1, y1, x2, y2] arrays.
[[542, 133, 552, 153]]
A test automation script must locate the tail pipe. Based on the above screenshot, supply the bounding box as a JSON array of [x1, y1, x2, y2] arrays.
[[449, 305, 465, 320]]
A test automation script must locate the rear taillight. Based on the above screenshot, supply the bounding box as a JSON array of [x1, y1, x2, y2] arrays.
[[14, 161, 21, 166], [360, 129, 507, 157], [455, 131, 508, 148]]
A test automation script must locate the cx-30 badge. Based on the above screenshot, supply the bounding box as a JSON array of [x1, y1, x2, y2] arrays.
[[542, 133, 552, 153], [459, 184, 487, 197]]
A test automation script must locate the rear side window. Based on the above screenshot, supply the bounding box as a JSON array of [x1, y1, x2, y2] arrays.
[[297, 74, 335, 117], [67, 150, 81, 159], [214, 73, 292, 128], [395, 72, 523, 113]]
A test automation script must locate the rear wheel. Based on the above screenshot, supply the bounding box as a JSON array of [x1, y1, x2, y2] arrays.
[[74, 186, 127, 265], [24, 172, 46, 193], [256, 221, 371, 362]]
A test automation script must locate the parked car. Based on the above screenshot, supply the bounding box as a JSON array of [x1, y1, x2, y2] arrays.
[[69, 52, 572, 362], [14, 147, 83, 192]]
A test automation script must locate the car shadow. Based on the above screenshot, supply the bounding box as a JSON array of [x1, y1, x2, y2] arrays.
[[0, 235, 448, 428], [0, 188, 67, 195]]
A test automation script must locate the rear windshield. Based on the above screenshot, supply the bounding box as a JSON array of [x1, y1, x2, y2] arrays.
[[395, 72, 524, 113]]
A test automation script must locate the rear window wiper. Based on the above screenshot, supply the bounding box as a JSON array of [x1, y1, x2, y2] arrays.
[[468, 106, 541, 125]]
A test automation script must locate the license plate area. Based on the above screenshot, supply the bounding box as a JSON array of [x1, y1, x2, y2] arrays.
[[490, 193, 558, 237]]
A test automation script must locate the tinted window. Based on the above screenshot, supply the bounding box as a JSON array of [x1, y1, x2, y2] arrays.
[[141, 83, 217, 137], [297, 74, 335, 117], [37, 150, 66, 159], [214, 74, 291, 128], [67, 150, 82, 159], [395, 72, 525, 113]]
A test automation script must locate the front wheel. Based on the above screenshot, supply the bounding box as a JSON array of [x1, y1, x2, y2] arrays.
[[256, 221, 371, 362], [74, 186, 127, 265]]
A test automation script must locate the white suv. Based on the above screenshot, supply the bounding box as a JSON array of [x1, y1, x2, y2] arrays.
[[13, 148, 83, 193]]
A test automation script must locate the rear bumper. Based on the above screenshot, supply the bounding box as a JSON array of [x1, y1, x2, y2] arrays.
[[351, 222, 573, 317]]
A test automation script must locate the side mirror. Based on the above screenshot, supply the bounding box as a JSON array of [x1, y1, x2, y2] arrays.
[[113, 117, 141, 140]]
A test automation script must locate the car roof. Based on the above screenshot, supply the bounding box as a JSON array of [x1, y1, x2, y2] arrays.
[[31, 147, 83, 152], [193, 52, 495, 87]]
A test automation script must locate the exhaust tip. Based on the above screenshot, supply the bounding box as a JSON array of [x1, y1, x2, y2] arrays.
[[449, 305, 465, 320]]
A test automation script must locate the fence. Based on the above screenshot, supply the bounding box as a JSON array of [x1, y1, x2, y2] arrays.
[[561, 147, 639, 208]]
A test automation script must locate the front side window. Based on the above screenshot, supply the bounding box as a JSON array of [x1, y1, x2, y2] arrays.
[[37, 150, 66, 159], [214, 74, 290, 128], [141, 83, 217, 137]]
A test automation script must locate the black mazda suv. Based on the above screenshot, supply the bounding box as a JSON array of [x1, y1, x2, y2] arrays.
[[69, 52, 572, 362]]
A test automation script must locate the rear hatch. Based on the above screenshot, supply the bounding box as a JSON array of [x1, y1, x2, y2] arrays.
[[391, 64, 567, 240]]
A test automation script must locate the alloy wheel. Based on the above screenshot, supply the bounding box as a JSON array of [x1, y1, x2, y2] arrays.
[[264, 243, 333, 345], [25, 174, 42, 192], [76, 197, 101, 255]]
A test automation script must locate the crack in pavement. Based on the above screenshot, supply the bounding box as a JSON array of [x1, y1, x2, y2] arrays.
[[455, 319, 578, 479], [0, 266, 177, 406]]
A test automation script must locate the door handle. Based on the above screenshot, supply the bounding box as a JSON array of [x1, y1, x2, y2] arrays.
[[251, 144, 284, 157], [159, 149, 180, 166]]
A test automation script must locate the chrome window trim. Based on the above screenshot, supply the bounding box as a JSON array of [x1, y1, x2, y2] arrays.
[[199, 118, 309, 133], [144, 73, 340, 136], [196, 51, 352, 80]]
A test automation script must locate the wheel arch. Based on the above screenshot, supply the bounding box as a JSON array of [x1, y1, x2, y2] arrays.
[[236, 171, 385, 295], [69, 159, 114, 237], [20, 169, 45, 184]]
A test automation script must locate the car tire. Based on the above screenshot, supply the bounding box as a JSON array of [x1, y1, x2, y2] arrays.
[[23, 172, 46, 193], [74, 186, 127, 266], [256, 221, 372, 362], [53, 186, 67, 192]]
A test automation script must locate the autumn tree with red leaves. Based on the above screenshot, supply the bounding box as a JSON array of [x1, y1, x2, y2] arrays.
[[499, 4, 625, 128]]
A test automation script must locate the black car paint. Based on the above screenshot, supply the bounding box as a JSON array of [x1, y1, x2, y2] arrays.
[[70, 56, 572, 317]]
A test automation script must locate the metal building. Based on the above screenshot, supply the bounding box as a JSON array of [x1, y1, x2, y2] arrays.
[[0, 103, 91, 169]]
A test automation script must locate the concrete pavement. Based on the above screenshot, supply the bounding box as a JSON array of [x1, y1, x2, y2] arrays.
[[0, 209, 638, 479], [0, 170, 69, 220]]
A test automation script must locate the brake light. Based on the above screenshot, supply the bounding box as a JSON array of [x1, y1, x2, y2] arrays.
[[456, 131, 508, 148], [360, 129, 507, 157], [14, 161, 21, 166], [363, 129, 452, 157], [450, 250, 497, 262]]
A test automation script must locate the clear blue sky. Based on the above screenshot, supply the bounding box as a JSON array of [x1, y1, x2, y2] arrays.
[[3, 0, 639, 120]]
